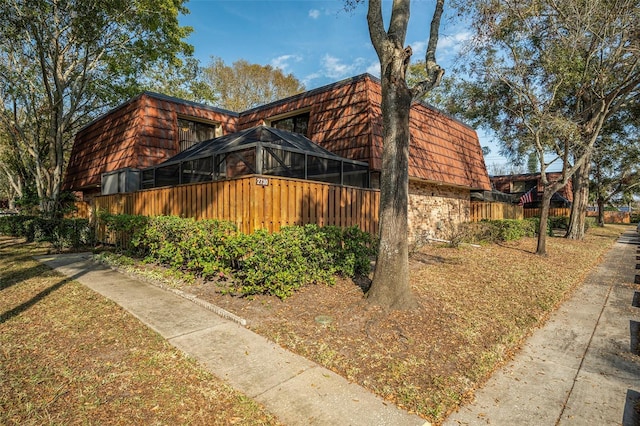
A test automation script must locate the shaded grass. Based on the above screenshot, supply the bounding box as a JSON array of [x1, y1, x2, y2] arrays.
[[0, 236, 280, 426]]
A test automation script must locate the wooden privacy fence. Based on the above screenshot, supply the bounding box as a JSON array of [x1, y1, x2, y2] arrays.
[[523, 207, 572, 218], [473, 205, 631, 224], [64, 201, 91, 219], [470, 202, 523, 221], [586, 210, 631, 224], [93, 174, 380, 235]]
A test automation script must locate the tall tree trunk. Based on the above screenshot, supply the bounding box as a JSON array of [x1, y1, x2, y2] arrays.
[[536, 187, 554, 255], [366, 71, 417, 310], [597, 197, 605, 227], [364, 0, 444, 310], [565, 157, 591, 239]]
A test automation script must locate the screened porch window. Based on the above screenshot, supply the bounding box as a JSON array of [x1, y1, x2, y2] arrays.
[[178, 118, 220, 152]]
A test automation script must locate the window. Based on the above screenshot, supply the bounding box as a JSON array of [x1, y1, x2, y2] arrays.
[[511, 180, 536, 193], [177, 118, 220, 152], [270, 111, 310, 137]]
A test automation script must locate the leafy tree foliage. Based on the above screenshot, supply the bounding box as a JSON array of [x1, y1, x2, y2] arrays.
[[0, 0, 192, 214], [590, 101, 640, 225], [138, 57, 217, 104], [201, 57, 305, 112], [451, 0, 640, 254]]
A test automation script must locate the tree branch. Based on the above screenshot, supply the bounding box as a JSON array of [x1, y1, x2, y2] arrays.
[[411, 0, 445, 101]]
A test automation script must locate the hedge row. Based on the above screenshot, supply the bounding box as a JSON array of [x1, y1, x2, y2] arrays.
[[0, 215, 94, 250], [99, 214, 377, 299], [461, 216, 595, 245]]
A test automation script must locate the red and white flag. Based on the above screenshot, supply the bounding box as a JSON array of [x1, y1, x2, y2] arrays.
[[519, 187, 535, 206]]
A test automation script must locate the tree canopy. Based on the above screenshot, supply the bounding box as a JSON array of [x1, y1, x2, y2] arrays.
[[202, 57, 305, 112], [138, 57, 217, 105], [449, 0, 640, 253], [0, 0, 192, 213]]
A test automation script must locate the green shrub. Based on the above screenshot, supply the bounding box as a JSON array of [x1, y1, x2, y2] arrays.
[[99, 212, 149, 252], [228, 227, 332, 299], [136, 216, 238, 277], [101, 214, 377, 300], [0, 215, 93, 249], [585, 217, 596, 232], [549, 216, 569, 230], [466, 218, 539, 244], [0, 215, 34, 237], [226, 224, 376, 299]]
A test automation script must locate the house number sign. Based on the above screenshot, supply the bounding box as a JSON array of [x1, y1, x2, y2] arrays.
[[256, 177, 269, 186]]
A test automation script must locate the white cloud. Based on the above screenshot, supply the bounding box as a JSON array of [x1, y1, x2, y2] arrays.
[[270, 54, 302, 72], [409, 40, 428, 57], [439, 31, 472, 50], [303, 55, 380, 88], [302, 72, 323, 87], [308, 9, 320, 19], [366, 61, 380, 77], [321, 55, 372, 79], [407, 31, 472, 66], [322, 54, 352, 78]]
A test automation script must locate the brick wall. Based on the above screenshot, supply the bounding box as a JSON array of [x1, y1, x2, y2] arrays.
[[407, 180, 470, 243]]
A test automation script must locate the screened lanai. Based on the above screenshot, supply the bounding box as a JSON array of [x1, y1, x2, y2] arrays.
[[141, 125, 369, 190]]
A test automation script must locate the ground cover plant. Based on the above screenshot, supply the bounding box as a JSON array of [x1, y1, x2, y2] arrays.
[[0, 215, 93, 250], [0, 236, 279, 426]]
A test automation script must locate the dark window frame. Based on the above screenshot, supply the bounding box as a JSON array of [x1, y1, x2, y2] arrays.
[[270, 111, 310, 137], [177, 118, 220, 152]]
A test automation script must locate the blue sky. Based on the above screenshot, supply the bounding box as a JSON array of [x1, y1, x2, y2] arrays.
[[179, 0, 472, 89], [179, 0, 511, 171]]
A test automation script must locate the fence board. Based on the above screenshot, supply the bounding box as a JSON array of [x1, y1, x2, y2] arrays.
[[91, 175, 381, 238], [470, 201, 524, 221], [523, 207, 571, 218], [586, 210, 631, 224]]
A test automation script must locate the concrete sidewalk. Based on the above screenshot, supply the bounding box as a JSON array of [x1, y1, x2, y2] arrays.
[[445, 229, 640, 425], [36, 253, 427, 426]]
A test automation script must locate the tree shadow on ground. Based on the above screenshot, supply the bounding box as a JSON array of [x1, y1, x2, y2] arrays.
[[496, 241, 536, 255], [0, 238, 27, 250], [1, 276, 71, 324], [0, 263, 53, 292]]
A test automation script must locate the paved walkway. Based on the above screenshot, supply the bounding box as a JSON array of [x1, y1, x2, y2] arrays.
[[35, 253, 427, 426], [36, 229, 640, 426], [445, 229, 640, 425]]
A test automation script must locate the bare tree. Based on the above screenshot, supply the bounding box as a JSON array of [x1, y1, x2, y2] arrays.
[[202, 57, 305, 112]]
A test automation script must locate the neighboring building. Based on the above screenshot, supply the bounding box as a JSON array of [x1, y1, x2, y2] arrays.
[[490, 172, 573, 208], [64, 73, 491, 240]]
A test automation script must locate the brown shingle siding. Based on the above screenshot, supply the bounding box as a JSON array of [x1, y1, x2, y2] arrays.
[[63, 93, 238, 193], [64, 74, 491, 195]]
